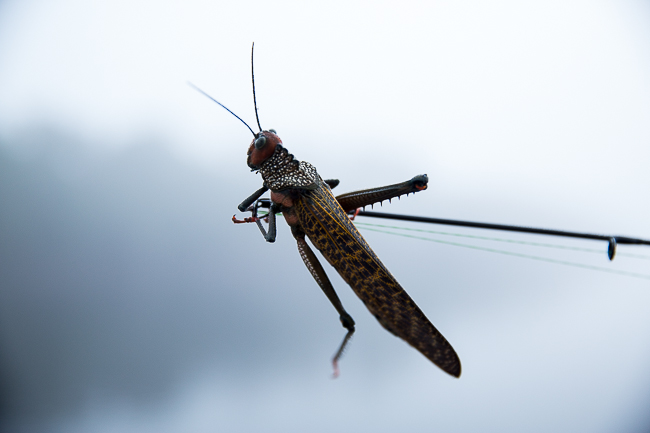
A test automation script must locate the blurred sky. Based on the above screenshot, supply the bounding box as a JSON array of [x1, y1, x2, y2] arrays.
[[1, 1, 650, 432]]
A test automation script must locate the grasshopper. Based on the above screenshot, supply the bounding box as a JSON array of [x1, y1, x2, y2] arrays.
[[192, 45, 461, 378]]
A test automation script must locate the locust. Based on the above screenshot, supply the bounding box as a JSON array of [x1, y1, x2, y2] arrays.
[[191, 44, 461, 378]]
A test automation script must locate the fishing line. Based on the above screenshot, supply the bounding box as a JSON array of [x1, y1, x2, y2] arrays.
[[356, 225, 650, 281], [252, 212, 649, 278], [355, 222, 650, 260]]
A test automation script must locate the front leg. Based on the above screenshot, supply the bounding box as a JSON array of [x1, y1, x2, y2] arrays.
[[335, 174, 428, 213], [248, 199, 279, 243], [258, 202, 279, 243], [233, 193, 278, 243], [237, 185, 269, 212]]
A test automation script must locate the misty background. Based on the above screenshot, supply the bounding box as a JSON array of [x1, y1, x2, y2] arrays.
[[1, 1, 650, 432]]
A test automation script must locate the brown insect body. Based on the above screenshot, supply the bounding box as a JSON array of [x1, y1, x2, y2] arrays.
[[241, 130, 462, 377]]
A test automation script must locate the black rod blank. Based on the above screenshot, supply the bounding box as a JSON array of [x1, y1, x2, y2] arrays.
[[353, 210, 650, 260]]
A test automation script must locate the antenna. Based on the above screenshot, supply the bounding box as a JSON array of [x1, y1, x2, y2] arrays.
[[251, 42, 263, 132], [187, 81, 256, 137]]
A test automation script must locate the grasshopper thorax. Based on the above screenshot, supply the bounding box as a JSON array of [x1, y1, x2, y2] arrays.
[[247, 130, 281, 169], [250, 133, 319, 192]]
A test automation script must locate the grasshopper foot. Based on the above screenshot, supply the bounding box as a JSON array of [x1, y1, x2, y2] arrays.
[[232, 215, 259, 224], [409, 174, 428, 191]]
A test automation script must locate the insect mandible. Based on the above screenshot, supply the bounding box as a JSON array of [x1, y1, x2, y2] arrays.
[[191, 44, 461, 378]]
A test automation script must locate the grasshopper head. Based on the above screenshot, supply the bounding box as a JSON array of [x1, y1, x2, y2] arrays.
[[247, 129, 281, 169]]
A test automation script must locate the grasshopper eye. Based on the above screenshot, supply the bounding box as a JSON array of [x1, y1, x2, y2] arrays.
[[254, 135, 267, 149], [269, 129, 277, 134]]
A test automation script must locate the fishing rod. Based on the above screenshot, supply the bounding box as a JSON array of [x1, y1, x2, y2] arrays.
[[350, 210, 650, 261]]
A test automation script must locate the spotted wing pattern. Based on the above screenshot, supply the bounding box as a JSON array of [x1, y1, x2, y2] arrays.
[[295, 180, 461, 377]]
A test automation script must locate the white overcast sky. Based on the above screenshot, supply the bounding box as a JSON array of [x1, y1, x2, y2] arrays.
[[1, 0, 649, 227]]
